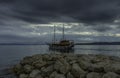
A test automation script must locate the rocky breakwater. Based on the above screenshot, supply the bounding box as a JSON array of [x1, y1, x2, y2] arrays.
[[12, 54, 120, 78]]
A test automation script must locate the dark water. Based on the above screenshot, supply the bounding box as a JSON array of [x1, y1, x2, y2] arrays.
[[0, 45, 120, 77]]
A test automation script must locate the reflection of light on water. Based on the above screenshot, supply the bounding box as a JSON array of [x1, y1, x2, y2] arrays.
[[75, 45, 120, 57]]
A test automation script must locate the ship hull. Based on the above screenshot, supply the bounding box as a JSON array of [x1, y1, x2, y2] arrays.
[[48, 44, 74, 51]]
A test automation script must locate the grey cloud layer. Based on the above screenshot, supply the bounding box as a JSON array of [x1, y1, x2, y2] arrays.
[[0, 0, 120, 43], [1, 0, 120, 23]]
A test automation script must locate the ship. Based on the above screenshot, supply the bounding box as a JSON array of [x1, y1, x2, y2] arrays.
[[48, 24, 74, 51]]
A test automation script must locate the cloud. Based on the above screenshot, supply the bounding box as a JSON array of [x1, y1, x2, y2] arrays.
[[1, 0, 120, 23], [0, 0, 120, 43]]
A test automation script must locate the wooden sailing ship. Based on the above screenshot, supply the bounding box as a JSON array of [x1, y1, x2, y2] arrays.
[[48, 24, 74, 51]]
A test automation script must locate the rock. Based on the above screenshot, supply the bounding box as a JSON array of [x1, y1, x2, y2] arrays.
[[71, 63, 86, 78], [23, 64, 33, 73], [13, 64, 24, 75], [54, 60, 63, 70], [78, 55, 94, 62], [46, 61, 54, 65], [54, 60, 70, 74], [79, 58, 107, 72], [42, 54, 52, 61], [78, 59, 91, 70], [55, 74, 65, 78], [32, 54, 43, 60], [49, 71, 57, 78], [88, 63, 104, 72], [69, 60, 77, 64], [41, 65, 54, 76], [49, 71, 65, 78], [86, 72, 102, 78], [36, 75, 43, 78], [29, 69, 41, 78], [91, 55, 110, 63], [12, 54, 120, 78], [102, 72, 120, 78], [20, 56, 33, 65], [104, 62, 120, 74], [59, 60, 71, 74], [19, 74, 28, 78], [33, 60, 47, 69], [67, 72, 74, 78], [110, 56, 120, 62]]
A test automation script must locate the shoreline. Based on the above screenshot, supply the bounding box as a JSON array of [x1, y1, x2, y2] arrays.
[[12, 54, 120, 78]]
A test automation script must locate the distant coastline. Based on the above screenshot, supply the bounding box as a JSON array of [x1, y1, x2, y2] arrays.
[[0, 43, 44, 45], [75, 42, 120, 45], [1, 42, 120, 45]]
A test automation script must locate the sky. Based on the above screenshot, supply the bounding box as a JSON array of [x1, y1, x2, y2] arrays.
[[1, 0, 120, 43]]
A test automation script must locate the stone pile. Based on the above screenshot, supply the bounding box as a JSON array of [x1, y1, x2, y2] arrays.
[[12, 54, 120, 78]]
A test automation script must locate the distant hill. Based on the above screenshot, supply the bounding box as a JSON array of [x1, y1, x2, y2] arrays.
[[75, 42, 120, 45], [0, 43, 45, 45]]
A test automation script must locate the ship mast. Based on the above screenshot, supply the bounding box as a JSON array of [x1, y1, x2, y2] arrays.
[[54, 24, 56, 43], [62, 24, 65, 40]]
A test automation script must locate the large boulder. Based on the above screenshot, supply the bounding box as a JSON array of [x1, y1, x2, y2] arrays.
[[49, 71, 65, 78], [104, 62, 120, 74], [102, 72, 120, 78], [32, 60, 47, 69], [19, 74, 28, 78], [54, 59, 71, 74], [29, 69, 41, 78], [41, 65, 54, 77], [13, 64, 24, 75], [20, 56, 34, 65], [67, 72, 74, 78], [78, 56, 109, 72], [86, 72, 102, 78], [88, 63, 104, 72], [71, 63, 86, 78], [23, 64, 33, 73], [78, 59, 91, 70]]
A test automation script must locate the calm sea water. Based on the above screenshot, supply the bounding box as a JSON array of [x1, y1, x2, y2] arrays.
[[0, 45, 120, 77]]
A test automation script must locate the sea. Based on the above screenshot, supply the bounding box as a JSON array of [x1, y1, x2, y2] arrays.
[[0, 45, 120, 77]]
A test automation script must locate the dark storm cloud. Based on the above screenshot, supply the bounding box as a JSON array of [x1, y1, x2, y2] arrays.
[[1, 0, 120, 23], [1, 0, 120, 43]]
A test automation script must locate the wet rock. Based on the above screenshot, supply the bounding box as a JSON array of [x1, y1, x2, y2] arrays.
[[33, 60, 47, 69], [19, 74, 28, 78], [29, 69, 41, 78], [71, 63, 86, 78], [20, 56, 33, 65], [67, 72, 74, 78], [41, 65, 54, 76], [23, 64, 33, 73], [54, 60, 63, 71], [86, 72, 102, 78], [102, 72, 120, 78], [54, 59, 71, 74], [12, 54, 120, 78], [49, 71, 65, 78], [104, 62, 120, 74], [42, 54, 52, 61], [78, 59, 91, 70], [32, 54, 43, 60], [88, 63, 104, 72], [13, 64, 24, 75], [49, 71, 57, 78], [36, 75, 43, 78]]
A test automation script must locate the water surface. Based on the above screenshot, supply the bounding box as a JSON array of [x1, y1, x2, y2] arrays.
[[0, 45, 120, 77]]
